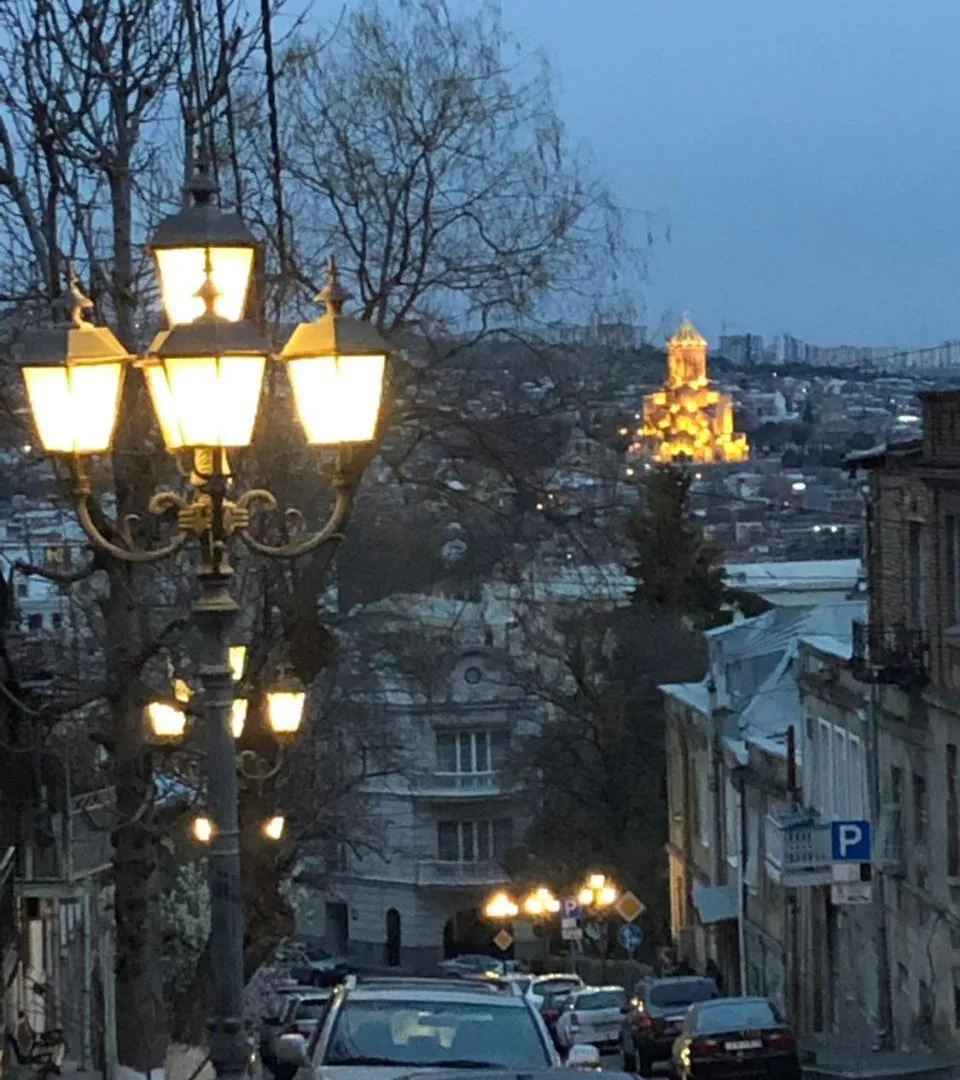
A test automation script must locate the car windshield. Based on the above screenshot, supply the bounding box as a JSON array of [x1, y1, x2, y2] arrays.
[[533, 978, 580, 997], [294, 1001, 330, 1020], [324, 999, 551, 1068], [542, 991, 570, 1008], [696, 1001, 782, 1034], [649, 981, 716, 1008], [575, 991, 626, 1011]]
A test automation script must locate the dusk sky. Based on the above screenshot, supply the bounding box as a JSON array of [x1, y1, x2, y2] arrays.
[[480, 0, 960, 348]]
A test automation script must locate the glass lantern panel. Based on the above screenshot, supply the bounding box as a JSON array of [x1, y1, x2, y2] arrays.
[[287, 353, 385, 444], [23, 362, 123, 454], [155, 246, 255, 326]]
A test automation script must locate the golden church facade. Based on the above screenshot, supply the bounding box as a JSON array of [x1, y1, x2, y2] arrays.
[[635, 316, 749, 464]]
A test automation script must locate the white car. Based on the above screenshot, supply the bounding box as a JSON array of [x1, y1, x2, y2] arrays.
[[556, 986, 628, 1052], [276, 974, 601, 1077], [526, 974, 585, 1010]]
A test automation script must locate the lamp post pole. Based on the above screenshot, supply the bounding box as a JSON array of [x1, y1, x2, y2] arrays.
[[16, 162, 391, 1080], [197, 507, 246, 1080]]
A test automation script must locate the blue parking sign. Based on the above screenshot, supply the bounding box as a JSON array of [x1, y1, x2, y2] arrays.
[[831, 819, 871, 862], [562, 898, 581, 920]]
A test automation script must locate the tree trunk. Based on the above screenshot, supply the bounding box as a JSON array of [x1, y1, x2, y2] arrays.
[[109, 160, 170, 1079], [109, 562, 168, 1080]]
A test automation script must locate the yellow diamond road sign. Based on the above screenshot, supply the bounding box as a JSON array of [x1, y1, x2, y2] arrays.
[[493, 929, 514, 952], [616, 891, 646, 923]]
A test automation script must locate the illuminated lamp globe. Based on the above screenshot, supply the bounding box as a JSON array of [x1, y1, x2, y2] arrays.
[[523, 893, 545, 918], [19, 275, 133, 455], [230, 698, 248, 739], [278, 256, 389, 446], [262, 815, 286, 841], [598, 885, 618, 907], [266, 668, 307, 737], [484, 892, 519, 920], [147, 701, 186, 739], [229, 644, 247, 682], [588, 873, 606, 890], [141, 266, 268, 451], [193, 816, 214, 844], [577, 887, 594, 907], [148, 160, 258, 326]]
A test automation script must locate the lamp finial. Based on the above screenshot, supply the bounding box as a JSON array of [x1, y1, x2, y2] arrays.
[[315, 255, 351, 316], [55, 265, 94, 328], [194, 247, 221, 318]]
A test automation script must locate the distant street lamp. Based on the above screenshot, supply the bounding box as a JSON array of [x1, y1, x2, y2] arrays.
[[16, 159, 390, 1080], [484, 891, 520, 920], [578, 873, 619, 910], [522, 886, 561, 918]]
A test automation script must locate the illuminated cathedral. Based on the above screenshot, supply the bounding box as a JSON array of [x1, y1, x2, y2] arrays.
[[633, 315, 749, 464]]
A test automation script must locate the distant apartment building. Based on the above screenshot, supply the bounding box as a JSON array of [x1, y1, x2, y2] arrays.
[[542, 321, 646, 351], [719, 333, 765, 367], [772, 334, 960, 372]]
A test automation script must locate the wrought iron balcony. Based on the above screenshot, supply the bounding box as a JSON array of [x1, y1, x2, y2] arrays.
[[411, 771, 511, 799], [417, 859, 509, 887], [764, 812, 833, 887], [851, 620, 929, 689]]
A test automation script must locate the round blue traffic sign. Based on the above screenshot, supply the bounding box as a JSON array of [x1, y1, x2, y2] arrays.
[[618, 923, 644, 952]]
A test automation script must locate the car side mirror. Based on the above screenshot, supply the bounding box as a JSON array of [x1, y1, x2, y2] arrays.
[[276, 1034, 307, 1067], [620, 1004, 631, 1015], [567, 1044, 601, 1069]]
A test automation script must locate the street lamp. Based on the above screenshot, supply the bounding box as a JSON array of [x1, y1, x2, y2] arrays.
[[193, 815, 215, 844], [265, 666, 307, 736], [484, 891, 519, 920], [149, 161, 258, 326], [278, 257, 387, 445], [16, 161, 391, 1080], [262, 815, 285, 841], [579, 874, 618, 909], [229, 645, 247, 683], [522, 886, 560, 918], [147, 701, 187, 739], [19, 275, 133, 454]]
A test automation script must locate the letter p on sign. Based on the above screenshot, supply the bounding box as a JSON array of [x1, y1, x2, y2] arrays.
[[831, 819, 871, 862]]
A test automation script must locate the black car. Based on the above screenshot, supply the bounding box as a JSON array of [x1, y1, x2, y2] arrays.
[[621, 976, 718, 1074], [672, 997, 800, 1080]]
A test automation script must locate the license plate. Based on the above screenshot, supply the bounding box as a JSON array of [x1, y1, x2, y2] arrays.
[[725, 1040, 762, 1051]]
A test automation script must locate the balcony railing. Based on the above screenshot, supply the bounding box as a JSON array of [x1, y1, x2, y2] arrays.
[[411, 771, 509, 797], [417, 859, 509, 887], [764, 813, 833, 886], [851, 620, 929, 690]]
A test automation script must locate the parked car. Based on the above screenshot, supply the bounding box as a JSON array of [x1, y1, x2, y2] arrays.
[[525, 974, 585, 1011], [437, 954, 505, 978], [274, 974, 603, 1076], [555, 986, 627, 1052], [671, 997, 801, 1080], [621, 976, 718, 1073], [259, 984, 304, 1072], [263, 991, 333, 1079], [275, 940, 350, 987], [540, 987, 575, 1048]]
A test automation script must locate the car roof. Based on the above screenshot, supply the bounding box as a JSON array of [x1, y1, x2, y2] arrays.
[[532, 974, 581, 984], [407, 1072, 632, 1080], [574, 985, 626, 995], [339, 976, 526, 1003], [648, 976, 715, 986], [698, 996, 771, 1009], [344, 986, 528, 1006]]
